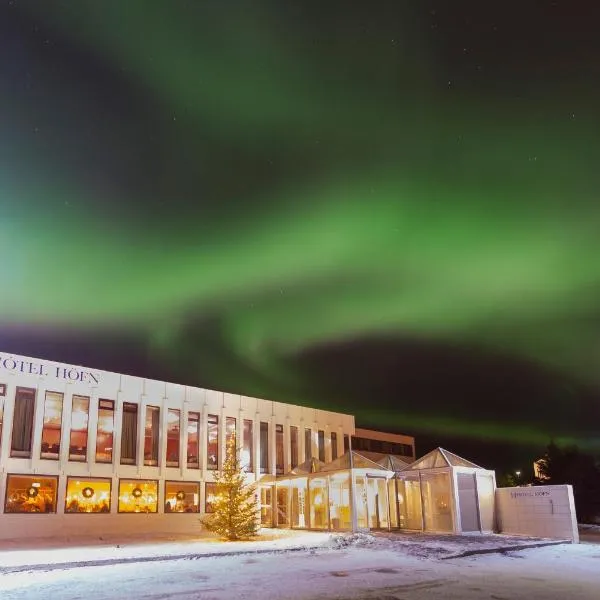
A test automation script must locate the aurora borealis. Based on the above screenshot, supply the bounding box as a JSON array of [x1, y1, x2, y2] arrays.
[[1, 1, 600, 469]]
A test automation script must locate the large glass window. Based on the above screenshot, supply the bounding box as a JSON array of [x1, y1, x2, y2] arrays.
[[69, 395, 89, 462], [10, 387, 36, 458], [343, 434, 350, 454], [65, 477, 111, 513], [304, 428, 312, 461], [187, 412, 200, 469], [165, 481, 200, 513], [242, 419, 253, 471], [309, 477, 329, 529], [120, 402, 138, 465], [118, 479, 158, 513], [329, 472, 351, 530], [207, 414, 219, 470], [4, 474, 57, 513], [96, 399, 115, 463], [290, 426, 298, 469], [40, 391, 64, 460], [205, 482, 217, 513], [318, 430, 325, 463], [144, 406, 160, 466], [331, 432, 338, 461], [421, 472, 453, 532], [166, 409, 180, 467], [276, 424, 284, 474], [226, 416, 236, 450], [260, 422, 269, 473]]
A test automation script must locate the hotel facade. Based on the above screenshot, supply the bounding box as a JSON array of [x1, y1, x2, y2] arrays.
[[0, 352, 495, 540]]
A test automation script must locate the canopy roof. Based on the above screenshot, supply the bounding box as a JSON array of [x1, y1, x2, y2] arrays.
[[285, 451, 391, 476], [400, 447, 482, 471]]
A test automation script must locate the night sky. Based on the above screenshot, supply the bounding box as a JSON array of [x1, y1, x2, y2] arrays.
[[2, 1, 599, 474]]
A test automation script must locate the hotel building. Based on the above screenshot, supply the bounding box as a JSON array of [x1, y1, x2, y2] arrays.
[[0, 352, 495, 540]]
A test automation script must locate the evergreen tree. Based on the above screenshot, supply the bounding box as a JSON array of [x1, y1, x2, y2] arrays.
[[203, 435, 260, 540]]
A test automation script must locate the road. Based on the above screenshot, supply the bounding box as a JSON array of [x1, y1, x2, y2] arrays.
[[1, 542, 599, 600]]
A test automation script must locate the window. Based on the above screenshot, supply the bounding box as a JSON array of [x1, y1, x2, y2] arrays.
[[96, 399, 115, 463], [65, 477, 111, 513], [120, 403, 138, 465], [305, 428, 312, 461], [144, 406, 160, 466], [165, 481, 200, 513], [69, 395, 89, 462], [187, 412, 200, 469], [243, 419, 253, 471], [318, 430, 325, 463], [4, 474, 58, 513], [260, 422, 269, 473], [343, 434, 350, 454], [10, 387, 36, 458], [290, 426, 298, 469], [331, 431, 338, 461], [0, 383, 6, 448], [207, 414, 219, 470], [276, 424, 284, 474], [205, 482, 217, 513], [166, 409, 180, 467], [118, 479, 158, 513], [40, 391, 64, 460], [226, 416, 236, 451]]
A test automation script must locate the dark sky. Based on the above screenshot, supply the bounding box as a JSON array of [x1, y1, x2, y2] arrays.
[[1, 1, 600, 474]]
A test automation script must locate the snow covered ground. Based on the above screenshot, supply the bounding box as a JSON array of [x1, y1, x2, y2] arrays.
[[0, 532, 598, 599]]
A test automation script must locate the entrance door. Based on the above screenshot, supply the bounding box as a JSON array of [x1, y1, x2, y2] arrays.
[[276, 485, 289, 527], [457, 472, 480, 532], [366, 477, 389, 529], [260, 486, 273, 527]]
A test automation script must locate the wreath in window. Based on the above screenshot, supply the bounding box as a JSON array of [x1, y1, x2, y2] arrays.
[[82, 487, 95, 499], [27, 486, 39, 498], [132, 487, 143, 498], [176, 490, 186, 501]]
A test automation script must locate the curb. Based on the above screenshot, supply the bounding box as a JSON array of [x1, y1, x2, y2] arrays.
[[441, 540, 570, 560], [0, 544, 327, 575]]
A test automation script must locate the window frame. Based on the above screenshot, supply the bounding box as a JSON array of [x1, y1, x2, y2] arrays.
[[10, 386, 37, 459], [164, 480, 201, 514], [117, 478, 159, 514], [64, 476, 112, 514], [4, 473, 59, 514]]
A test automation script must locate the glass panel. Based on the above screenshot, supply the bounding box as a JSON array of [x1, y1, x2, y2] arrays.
[[118, 479, 158, 513], [276, 424, 284, 474], [388, 479, 399, 528], [166, 409, 180, 467], [96, 399, 115, 463], [207, 414, 219, 470], [205, 482, 216, 513], [290, 426, 298, 469], [65, 478, 111, 513], [318, 430, 325, 463], [331, 432, 338, 461], [276, 485, 289, 526], [260, 422, 269, 474], [165, 481, 200, 513], [343, 434, 350, 454], [421, 472, 453, 532], [40, 391, 64, 460], [4, 474, 57, 513], [366, 477, 389, 529], [11, 387, 36, 458], [309, 477, 328, 529], [328, 473, 351, 530], [226, 416, 236, 449], [354, 475, 368, 529], [69, 395, 89, 462], [187, 412, 200, 468], [120, 403, 138, 465], [144, 406, 160, 466], [242, 419, 253, 471], [260, 486, 272, 526], [476, 473, 495, 532], [290, 478, 309, 528], [397, 477, 423, 530], [305, 428, 312, 461]]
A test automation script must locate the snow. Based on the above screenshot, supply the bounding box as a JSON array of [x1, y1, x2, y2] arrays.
[[1, 532, 599, 599]]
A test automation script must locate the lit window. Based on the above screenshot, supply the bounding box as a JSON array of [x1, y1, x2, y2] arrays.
[[69, 395, 89, 462], [305, 428, 312, 461], [118, 479, 158, 513], [165, 481, 200, 513], [318, 430, 325, 463], [96, 399, 115, 463], [243, 419, 253, 471], [187, 412, 200, 469], [205, 482, 217, 513], [65, 478, 111, 513], [4, 474, 57, 513], [40, 392, 64, 460], [276, 424, 284, 474], [120, 403, 138, 465], [260, 422, 269, 473], [11, 387, 36, 458], [290, 426, 298, 469], [226, 416, 236, 449], [144, 406, 160, 466], [331, 432, 338, 461], [207, 414, 219, 470], [166, 409, 180, 467]]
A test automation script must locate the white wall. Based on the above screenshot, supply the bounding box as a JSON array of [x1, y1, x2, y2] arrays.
[[495, 485, 579, 542]]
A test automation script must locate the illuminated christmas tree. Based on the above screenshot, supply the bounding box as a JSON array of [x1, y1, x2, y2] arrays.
[[203, 435, 260, 540]]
